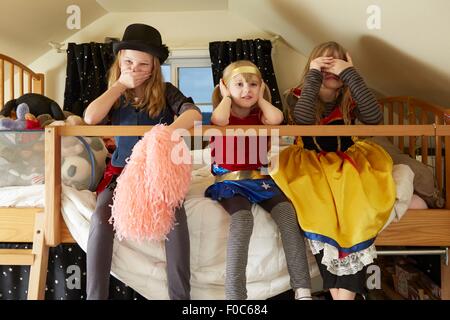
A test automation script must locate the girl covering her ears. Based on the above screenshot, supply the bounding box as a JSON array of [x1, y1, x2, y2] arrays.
[[83, 23, 202, 300], [205, 60, 312, 300], [270, 41, 396, 300]]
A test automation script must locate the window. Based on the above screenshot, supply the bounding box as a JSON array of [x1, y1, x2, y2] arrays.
[[162, 49, 213, 124]]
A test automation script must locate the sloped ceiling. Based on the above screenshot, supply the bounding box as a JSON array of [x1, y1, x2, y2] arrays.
[[96, 0, 228, 12], [229, 0, 450, 106], [0, 0, 107, 64], [1, 0, 449, 107]]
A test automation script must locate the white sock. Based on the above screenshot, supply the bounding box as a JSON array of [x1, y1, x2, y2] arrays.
[[295, 288, 312, 300]]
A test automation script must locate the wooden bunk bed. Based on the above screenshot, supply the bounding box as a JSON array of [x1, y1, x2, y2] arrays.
[[1, 52, 449, 299], [0, 53, 74, 300]]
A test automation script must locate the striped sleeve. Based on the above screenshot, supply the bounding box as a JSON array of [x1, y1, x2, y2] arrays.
[[339, 67, 383, 124], [293, 69, 323, 124]]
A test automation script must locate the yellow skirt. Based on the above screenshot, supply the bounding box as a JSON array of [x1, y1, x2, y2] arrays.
[[270, 138, 396, 251]]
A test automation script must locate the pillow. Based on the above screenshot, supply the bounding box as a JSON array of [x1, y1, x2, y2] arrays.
[[368, 136, 444, 208], [392, 164, 414, 221], [409, 194, 428, 209]]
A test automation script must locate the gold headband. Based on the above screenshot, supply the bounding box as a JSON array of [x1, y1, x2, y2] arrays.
[[224, 66, 260, 84]]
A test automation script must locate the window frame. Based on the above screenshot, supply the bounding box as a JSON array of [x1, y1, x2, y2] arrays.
[[163, 49, 213, 112]]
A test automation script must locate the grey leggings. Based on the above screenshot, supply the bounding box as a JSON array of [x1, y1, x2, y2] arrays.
[[220, 194, 311, 300], [86, 184, 190, 300]]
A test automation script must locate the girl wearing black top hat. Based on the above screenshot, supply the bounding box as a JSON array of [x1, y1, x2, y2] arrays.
[[84, 23, 201, 300]]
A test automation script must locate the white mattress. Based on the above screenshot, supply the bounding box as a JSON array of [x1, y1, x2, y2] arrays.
[[0, 151, 414, 299]]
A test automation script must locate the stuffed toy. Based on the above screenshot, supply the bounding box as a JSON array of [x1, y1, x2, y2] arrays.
[[1, 93, 65, 120], [61, 156, 92, 190], [0, 131, 45, 187], [0, 103, 42, 130], [60, 136, 108, 191], [0, 132, 107, 191], [38, 113, 86, 127], [0, 103, 27, 129], [49, 114, 85, 127], [37, 114, 54, 127]]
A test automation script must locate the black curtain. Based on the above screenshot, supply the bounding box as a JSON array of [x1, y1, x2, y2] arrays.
[[209, 38, 282, 109], [63, 42, 115, 116]]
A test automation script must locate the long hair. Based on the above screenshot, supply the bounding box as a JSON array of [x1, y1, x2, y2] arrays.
[[211, 60, 271, 109], [108, 51, 166, 117], [289, 41, 353, 124]]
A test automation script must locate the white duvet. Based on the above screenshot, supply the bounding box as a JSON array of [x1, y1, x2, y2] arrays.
[[0, 150, 415, 299]]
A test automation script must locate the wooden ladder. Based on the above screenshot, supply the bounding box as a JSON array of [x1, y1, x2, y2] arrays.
[[0, 209, 49, 299]]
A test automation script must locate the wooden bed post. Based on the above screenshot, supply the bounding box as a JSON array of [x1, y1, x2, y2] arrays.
[[25, 126, 62, 299], [442, 125, 450, 300], [441, 251, 450, 300], [27, 211, 49, 300], [33, 73, 45, 95], [45, 126, 62, 246]]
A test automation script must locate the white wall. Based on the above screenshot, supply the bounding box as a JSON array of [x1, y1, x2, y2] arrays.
[[29, 10, 307, 110], [271, 40, 308, 107], [230, 0, 450, 107]]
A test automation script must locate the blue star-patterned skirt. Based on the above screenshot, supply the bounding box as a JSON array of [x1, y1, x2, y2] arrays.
[[205, 178, 282, 203]]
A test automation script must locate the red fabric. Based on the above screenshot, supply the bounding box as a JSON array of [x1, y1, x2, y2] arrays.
[[320, 106, 345, 125], [96, 162, 123, 194], [25, 119, 41, 130], [211, 108, 268, 171]]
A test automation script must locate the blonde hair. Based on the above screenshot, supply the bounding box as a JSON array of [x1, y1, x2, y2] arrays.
[[211, 60, 271, 109], [108, 51, 166, 117], [288, 41, 353, 124]]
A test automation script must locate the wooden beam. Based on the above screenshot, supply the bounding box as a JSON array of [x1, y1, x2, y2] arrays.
[[28, 211, 49, 300], [0, 249, 33, 265], [376, 210, 450, 246], [58, 124, 438, 137]]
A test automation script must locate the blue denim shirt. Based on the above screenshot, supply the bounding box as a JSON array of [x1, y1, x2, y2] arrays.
[[109, 83, 198, 167]]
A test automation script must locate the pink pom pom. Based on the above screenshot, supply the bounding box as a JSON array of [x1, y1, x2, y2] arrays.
[[111, 124, 192, 241]]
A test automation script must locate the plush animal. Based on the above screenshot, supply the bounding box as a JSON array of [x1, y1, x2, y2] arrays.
[[0, 103, 29, 130], [0, 131, 45, 187], [60, 136, 108, 191], [38, 113, 86, 127], [61, 156, 92, 190], [1, 93, 65, 120], [0, 132, 107, 191], [49, 114, 85, 127], [37, 114, 55, 127]]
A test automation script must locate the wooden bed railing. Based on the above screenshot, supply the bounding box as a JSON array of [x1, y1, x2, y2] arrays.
[[0, 53, 46, 299], [0, 53, 45, 110], [42, 122, 450, 299], [379, 97, 450, 199], [46, 123, 450, 243]]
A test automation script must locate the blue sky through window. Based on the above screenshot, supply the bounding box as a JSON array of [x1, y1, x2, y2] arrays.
[[161, 64, 213, 123]]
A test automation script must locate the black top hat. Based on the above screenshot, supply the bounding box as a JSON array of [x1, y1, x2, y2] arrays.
[[113, 23, 169, 63]]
